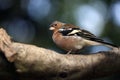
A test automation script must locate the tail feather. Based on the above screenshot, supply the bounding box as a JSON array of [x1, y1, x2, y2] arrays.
[[97, 41, 118, 48]]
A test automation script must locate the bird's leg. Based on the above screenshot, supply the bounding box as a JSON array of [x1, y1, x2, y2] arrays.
[[67, 49, 72, 54]]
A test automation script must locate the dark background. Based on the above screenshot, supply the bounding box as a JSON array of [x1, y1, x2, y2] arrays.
[[0, 0, 120, 80]]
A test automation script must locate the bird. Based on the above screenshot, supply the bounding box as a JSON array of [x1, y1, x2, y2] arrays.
[[49, 21, 118, 53]]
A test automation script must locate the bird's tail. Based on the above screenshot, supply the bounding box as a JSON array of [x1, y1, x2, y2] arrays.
[[98, 41, 118, 49]]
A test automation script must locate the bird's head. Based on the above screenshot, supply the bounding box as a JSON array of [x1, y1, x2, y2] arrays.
[[49, 21, 65, 31]]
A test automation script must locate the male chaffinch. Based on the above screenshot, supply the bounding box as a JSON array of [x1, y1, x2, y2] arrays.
[[49, 21, 118, 53]]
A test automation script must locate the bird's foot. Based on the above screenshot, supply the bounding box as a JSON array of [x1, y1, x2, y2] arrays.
[[66, 50, 72, 54]]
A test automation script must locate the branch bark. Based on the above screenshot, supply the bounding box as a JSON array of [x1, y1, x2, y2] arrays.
[[0, 28, 120, 80]]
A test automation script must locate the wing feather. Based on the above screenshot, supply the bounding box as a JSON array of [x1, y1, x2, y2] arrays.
[[59, 27, 103, 42]]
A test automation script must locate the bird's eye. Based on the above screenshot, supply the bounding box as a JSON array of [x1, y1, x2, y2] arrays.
[[50, 23, 57, 27], [54, 24, 57, 26]]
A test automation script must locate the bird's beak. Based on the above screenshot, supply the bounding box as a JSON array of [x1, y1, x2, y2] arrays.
[[49, 27, 55, 30]]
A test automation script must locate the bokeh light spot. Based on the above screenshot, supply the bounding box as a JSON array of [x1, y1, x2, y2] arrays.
[[111, 1, 120, 27], [27, 0, 51, 21], [2, 18, 35, 43], [75, 4, 105, 36]]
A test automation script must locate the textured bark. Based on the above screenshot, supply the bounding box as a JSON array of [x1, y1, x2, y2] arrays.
[[0, 28, 120, 80]]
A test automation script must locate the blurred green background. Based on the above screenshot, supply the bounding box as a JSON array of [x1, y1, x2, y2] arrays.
[[0, 0, 120, 80]]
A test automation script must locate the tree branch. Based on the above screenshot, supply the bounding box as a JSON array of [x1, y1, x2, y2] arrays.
[[0, 28, 120, 80]]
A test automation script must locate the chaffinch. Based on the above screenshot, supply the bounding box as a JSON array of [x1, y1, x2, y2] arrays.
[[49, 21, 118, 53]]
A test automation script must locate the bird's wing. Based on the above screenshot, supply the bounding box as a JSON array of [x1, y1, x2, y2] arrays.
[[77, 29, 103, 42], [59, 28, 103, 42]]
